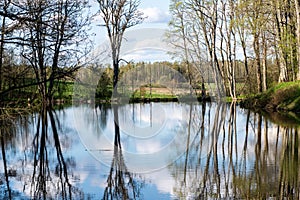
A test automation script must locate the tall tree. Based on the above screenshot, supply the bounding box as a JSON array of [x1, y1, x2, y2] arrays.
[[219, 0, 238, 98], [167, 0, 194, 92], [189, 0, 226, 99], [23, 0, 91, 104], [0, 0, 91, 105], [97, 0, 143, 150], [166, 0, 208, 98], [237, 0, 271, 92], [0, 0, 13, 98], [272, 0, 291, 82], [0, 0, 36, 104], [97, 0, 144, 90], [235, 1, 250, 81]]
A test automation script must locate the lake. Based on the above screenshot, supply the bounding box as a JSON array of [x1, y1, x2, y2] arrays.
[[0, 102, 299, 199]]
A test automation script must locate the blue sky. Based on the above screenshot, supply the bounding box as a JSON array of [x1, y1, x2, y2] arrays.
[[90, 0, 173, 63]]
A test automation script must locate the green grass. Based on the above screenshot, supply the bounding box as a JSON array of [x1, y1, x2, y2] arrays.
[[132, 90, 177, 99], [271, 81, 300, 92], [241, 81, 300, 112]]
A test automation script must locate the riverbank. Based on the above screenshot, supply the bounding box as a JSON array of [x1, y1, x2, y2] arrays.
[[240, 81, 300, 113]]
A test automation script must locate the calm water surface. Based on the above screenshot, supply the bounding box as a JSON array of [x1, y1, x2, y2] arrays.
[[0, 102, 300, 199]]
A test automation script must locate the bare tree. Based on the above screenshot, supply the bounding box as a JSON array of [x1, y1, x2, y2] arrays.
[[219, 0, 238, 98], [0, 0, 91, 105], [188, 0, 226, 99], [96, 0, 144, 90], [166, 0, 194, 92]]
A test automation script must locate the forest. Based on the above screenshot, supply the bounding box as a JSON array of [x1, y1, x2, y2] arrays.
[[0, 0, 300, 107]]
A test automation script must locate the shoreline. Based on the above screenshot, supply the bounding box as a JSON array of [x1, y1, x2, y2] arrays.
[[240, 81, 300, 113]]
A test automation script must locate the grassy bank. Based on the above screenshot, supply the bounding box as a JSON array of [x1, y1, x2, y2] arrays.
[[240, 81, 300, 113], [53, 83, 208, 104]]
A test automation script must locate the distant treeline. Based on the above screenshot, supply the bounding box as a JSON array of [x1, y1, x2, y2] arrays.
[[93, 60, 283, 99], [0, 59, 287, 104]]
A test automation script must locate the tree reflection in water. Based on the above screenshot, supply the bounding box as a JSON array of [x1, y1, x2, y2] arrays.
[[102, 104, 144, 200], [30, 105, 73, 199], [0, 109, 15, 199], [102, 146, 144, 200], [0, 107, 33, 199], [2, 102, 300, 199], [0, 105, 83, 199], [171, 101, 300, 199]]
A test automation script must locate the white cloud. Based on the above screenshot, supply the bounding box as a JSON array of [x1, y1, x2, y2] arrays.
[[140, 7, 170, 23], [119, 28, 175, 62], [136, 140, 162, 154], [122, 49, 172, 62], [143, 168, 175, 195]]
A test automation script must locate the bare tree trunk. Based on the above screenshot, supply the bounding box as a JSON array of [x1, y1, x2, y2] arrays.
[[237, 25, 249, 78], [0, 15, 5, 93], [253, 34, 263, 93], [262, 33, 268, 91], [295, 0, 300, 80], [0, 0, 9, 95], [221, 0, 237, 99], [113, 60, 119, 89], [273, 0, 289, 82], [229, 0, 237, 99], [179, 6, 193, 94], [201, 77, 206, 99], [278, 55, 288, 83]]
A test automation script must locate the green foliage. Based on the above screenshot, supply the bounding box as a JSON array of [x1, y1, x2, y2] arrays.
[[53, 81, 74, 100], [95, 71, 112, 100]]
